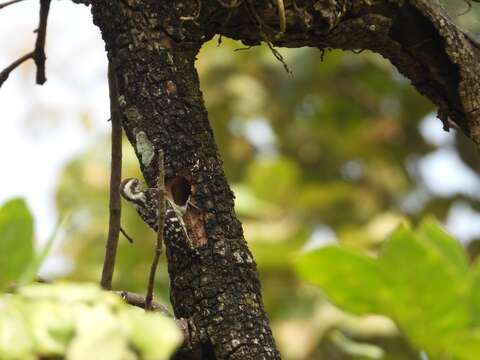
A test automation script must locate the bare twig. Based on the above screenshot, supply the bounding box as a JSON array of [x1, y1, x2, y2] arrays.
[[120, 226, 134, 243], [0, 0, 51, 88], [145, 151, 166, 310], [264, 38, 291, 74], [33, 0, 51, 84], [245, 0, 291, 74], [0, 0, 26, 10], [100, 60, 123, 290], [116, 290, 172, 317], [0, 52, 33, 87]]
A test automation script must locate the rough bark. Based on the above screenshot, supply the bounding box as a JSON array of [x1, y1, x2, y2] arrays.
[[87, 0, 480, 359], [206, 0, 480, 141], [91, 1, 278, 359]]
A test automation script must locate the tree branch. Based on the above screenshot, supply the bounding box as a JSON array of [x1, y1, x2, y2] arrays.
[[120, 226, 134, 243], [0, 0, 51, 88], [100, 60, 123, 290], [0, 52, 33, 87], [0, 0, 26, 10], [212, 0, 480, 143], [116, 290, 171, 317], [33, 0, 51, 85]]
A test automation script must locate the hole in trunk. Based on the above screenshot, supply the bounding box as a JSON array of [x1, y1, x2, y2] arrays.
[[168, 176, 191, 206]]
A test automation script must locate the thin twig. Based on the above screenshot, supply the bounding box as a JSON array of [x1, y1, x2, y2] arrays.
[[0, 0, 26, 9], [145, 151, 166, 310], [0, 52, 33, 87], [100, 60, 123, 290], [0, 0, 51, 88], [120, 226, 134, 243], [116, 291, 172, 317], [245, 0, 291, 74]]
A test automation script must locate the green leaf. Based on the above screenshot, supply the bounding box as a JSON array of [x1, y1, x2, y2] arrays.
[[27, 301, 75, 356], [3, 282, 181, 359], [66, 303, 133, 360], [18, 214, 71, 287], [469, 260, 480, 326], [417, 218, 469, 275], [296, 246, 388, 314], [0, 198, 34, 291], [0, 298, 35, 360], [121, 307, 182, 360], [18, 282, 108, 304], [297, 221, 475, 359], [379, 226, 469, 355]]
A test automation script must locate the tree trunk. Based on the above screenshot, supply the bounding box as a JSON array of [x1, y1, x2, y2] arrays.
[[89, 0, 480, 359]]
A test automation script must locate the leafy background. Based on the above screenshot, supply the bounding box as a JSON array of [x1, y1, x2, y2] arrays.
[[2, 0, 480, 359]]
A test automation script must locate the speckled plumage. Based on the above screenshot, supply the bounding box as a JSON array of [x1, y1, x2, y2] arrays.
[[120, 178, 190, 245]]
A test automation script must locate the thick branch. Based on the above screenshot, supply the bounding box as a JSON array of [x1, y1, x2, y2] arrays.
[[206, 0, 480, 142]]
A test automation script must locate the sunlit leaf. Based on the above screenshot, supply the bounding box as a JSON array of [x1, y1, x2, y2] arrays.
[[18, 214, 71, 287], [417, 218, 469, 275], [296, 246, 388, 314], [28, 301, 74, 356], [380, 225, 469, 355], [67, 303, 132, 360], [297, 221, 473, 359], [0, 299, 35, 360], [0, 198, 34, 291], [121, 307, 182, 360], [1, 283, 181, 359]]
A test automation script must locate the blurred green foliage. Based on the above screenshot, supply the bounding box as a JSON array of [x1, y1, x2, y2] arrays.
[[0, 197, 68, 291], [51, 2, 480, 358], [0, 282, 181, 360], [297, 220, 480, 360], [0, 198, 181, 360]]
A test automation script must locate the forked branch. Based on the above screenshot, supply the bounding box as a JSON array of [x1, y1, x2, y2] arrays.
[[0, 0, 51, 88]]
